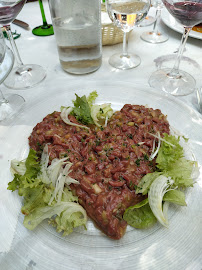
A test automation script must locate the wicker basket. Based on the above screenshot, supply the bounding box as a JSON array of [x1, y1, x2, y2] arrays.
[[102, 23, 124, 46]]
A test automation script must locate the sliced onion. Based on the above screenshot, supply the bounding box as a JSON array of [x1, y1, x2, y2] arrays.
[[148, 175, 174, 227], [39, 144, 50, 184], [48, 162, 79, 205], [148, 132, 176, 147], [104, 115, 108, 127], [60, 107, 89, 129], [149, 132, 161, 161]]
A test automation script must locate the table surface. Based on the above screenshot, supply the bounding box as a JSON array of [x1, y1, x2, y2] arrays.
[[0, 1, 202, 269], [1, 0, 202, 113]]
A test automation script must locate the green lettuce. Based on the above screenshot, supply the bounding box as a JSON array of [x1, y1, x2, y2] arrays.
[[8, 149, 41, 192], [87, 90, 98, 107], [156, 133, 184, 171], [165, 158, 196, 188], [123, 198, 157, 229], [8, 149, 87, 236], [126, 133, 198, 229], [62, 91, 113, 127], [72, 94, 94, 125], [23, 201, 87, 236], [136, 171, 162, 195], [163, 189, 187, 206]]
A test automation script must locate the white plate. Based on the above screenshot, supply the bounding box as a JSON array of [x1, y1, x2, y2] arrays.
[[0, 80, 202, 270], [161, 8, 202, 40]]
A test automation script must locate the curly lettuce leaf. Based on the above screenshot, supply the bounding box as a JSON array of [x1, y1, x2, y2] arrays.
[[72, 94, 94, 125], [61, 91, 113, 127], [165, 158, 196, 188], [126, 133, 197, 229], [156, 133, 184, 171], [23, 202, 87, 236], [8, 149, 41, 192], [123, 198, 157, 229], [163, 189, 187, 206], [50, 204, 87, 236], [8, 149, 87, 236], [136, 171, 162, 195], [87, 90, 98, 107]]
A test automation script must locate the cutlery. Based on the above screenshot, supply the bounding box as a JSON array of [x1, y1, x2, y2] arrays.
[[13, 19, 30, 30]]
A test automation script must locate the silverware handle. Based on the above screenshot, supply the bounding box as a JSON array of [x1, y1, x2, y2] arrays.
[[13, 19, 29, 30]]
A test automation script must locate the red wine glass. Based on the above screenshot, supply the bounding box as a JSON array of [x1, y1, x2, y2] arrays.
[[0, 0, 46, 89], [149, 0, 202, 96]]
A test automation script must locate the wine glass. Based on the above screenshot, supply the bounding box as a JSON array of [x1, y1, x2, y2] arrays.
[[149, 0, 202, 96], [0, 0, 46, 90], [0, 29, 24, 121], [139, 15, 155, 27], [141, 0, 168, 43], [106, 0, 151, 69], [32, 0, 54, 36]]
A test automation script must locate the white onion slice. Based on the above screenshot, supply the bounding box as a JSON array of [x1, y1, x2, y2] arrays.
[[149, 132, 161, 161], [148, 175, 174, 227], [61, 107, 89, 129]]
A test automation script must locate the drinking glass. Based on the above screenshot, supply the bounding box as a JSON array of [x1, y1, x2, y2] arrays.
[[106, 0, 151, 69], [149, 0, 202, 96], [0, 30, 24, 121], [141, 0, 168, 43], [139, 15, 155, 27], [32, 0, 54, 36], [0, 0, 46, 90]]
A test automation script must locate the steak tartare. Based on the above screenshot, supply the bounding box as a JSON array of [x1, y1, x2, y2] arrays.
[[29, 104, 169, 239]]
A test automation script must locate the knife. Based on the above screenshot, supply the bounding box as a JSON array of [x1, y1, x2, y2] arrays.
[[13, 19, 30, 30]]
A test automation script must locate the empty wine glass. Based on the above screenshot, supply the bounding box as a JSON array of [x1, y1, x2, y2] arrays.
[[141, 0, 168, 43], [149, 0, 202, 96], [106, 0, 151, 69], [32, 0, 54, 36], [0, 29, 24, 121], [139, 15, 155, 27], [0, 0, 46, 90]]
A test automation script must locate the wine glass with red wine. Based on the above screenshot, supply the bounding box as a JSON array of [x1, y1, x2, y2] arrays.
[[149, 0, 202, 96], [0, 0, 46, 89]]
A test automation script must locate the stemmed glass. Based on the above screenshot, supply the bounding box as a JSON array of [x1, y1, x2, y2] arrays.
[[106, 0, 151, 69], [0, 30, 24, 121], [0, 0, 46, 90], [141, 0, 168, 43], [32, 0, 54, 36], [149, 0, 202, 96], [139, 15, 155, 27]]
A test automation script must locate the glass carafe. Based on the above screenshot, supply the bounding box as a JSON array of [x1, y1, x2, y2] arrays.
[[48, 0, 102, 74]]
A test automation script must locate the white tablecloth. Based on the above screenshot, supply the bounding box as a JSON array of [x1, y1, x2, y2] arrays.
[[2, 0, 202, 110], [0, 1, 202, 269]]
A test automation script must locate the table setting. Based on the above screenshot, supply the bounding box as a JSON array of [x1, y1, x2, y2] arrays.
[[0, 0, 202, 269]]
